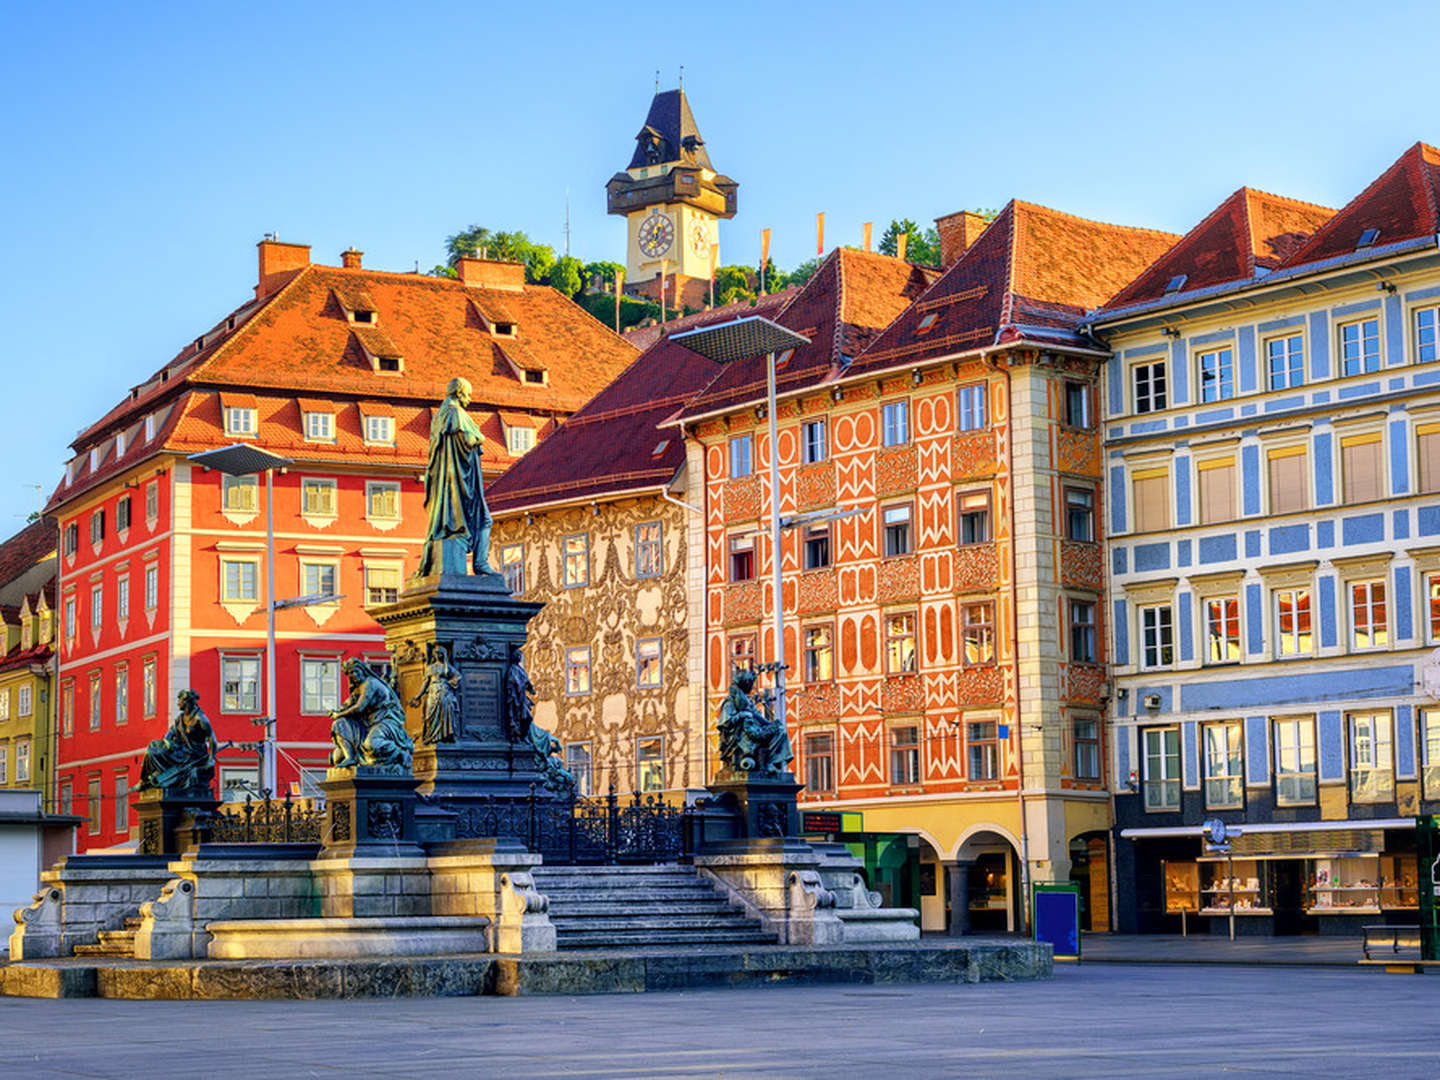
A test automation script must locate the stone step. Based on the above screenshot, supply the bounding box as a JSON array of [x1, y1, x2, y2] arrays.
[[532, 873, 703, 886], [556, 928, 777, 948], [537, 887, 725, 903], [550, 914, 763, 930], [545, 900, 735, 916]]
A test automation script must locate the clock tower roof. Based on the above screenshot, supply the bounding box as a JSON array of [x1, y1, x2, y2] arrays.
[[628, 88, 714, 170]]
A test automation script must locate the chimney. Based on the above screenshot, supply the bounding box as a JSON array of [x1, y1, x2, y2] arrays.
[[341, 248, 363, 269], [935, 211, 991, 268], [256, 238, 311, 299], [455, 256, 525, 292]]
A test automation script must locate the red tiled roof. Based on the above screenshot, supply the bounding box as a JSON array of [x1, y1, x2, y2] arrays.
[[489, 293, 792, 512], [1279, 142, 1440, 271], [848, 201, 1178, 377], [1104, 188, 1334, 310], [0, 518, 55, 589], [0, 642, 54, 675]]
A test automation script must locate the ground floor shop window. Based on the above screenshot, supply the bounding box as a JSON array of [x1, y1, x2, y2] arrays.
[[1422, 709, 1440, 802], [967, 851, 1011, 932], [1198, 858, 1270, 915]]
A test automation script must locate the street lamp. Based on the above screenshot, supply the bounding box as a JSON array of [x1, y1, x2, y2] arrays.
[[188, 443, 292, 795], [672, 316, 812, 734]]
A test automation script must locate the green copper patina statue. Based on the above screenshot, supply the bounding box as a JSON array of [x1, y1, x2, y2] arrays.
[[138, 689, 218, 791], [717, 668, 793, 776], [330, 658, 414, 771], [417, 375, 497, 578]]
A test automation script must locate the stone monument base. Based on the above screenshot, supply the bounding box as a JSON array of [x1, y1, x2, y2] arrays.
[[134, 786, 219, 857], [705, 771, 802, 840], [318, 767, 423, 858], [205, 915, 492, 959]]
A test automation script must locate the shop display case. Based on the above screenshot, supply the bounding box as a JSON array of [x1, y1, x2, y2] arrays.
[[1379, 854, 1419, 910], [1162, 860, 1199, 914], [1197, 858, 1271, 914], [1305, 855, 1380, 914]]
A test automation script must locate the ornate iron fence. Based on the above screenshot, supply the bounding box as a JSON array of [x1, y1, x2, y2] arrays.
[[206, 791, 326, 843]]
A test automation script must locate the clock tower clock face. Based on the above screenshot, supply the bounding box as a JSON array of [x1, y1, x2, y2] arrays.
[[690, 218, 711, 257], [637, 212, 674, 258]]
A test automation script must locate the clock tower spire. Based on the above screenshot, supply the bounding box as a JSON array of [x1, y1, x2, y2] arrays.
[[606, 86, 738, 311]]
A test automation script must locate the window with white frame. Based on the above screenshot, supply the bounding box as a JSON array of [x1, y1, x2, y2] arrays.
[[302, 478, 337, 517], [116, 577, 129, 621], [221, 654, 260, 712], [890, 725, 920, 785], [1340, 433, 1384, 504], [634, 522, 662, 578], [636, 637, 662, 689], [145, 481, 158, 521], [1131, 467, 1170, 532], [1069, 599, 1097, 663], [1349, 711, 1394, 803], [1139, 604, 1174, 669], [142, 657, 156, 717], [303, 411, 335, 441], [565, 646, 591, 696], [882, 504, 912, 557], [1198, 347, 1234, 402], [729, 634, 756, 673], [1196, 457, 1237, 525], [1421, 708, 1440, 802], [87, 777, 101, 835], [1065, 487, 1095, 542], [116, 494, 132, 531], [1132, 359, 1167, 414], [14, 739, 28, 782], [114, 664, 128, 724], [1275, 588, 1312, 657], [1417, 305, 1440, 365], [881, 399, 910, 446], [144, 564, 159, 610], [0, 745, 7, 783], [17, 682, 32, 718], [886, 612, 917, 673], [728, 534, 755, 582], [956, 489, 991, 544], [90, 509, 105, 546], [1429, 574, 1440, 642], [637, 737, 664, 792], [64, 596, 76, 639], [962, 601, 995, 664], [802, 523, 831, 570], [1268, 445, 1310, 514], [1203, 723, 1243, 809], [957, 383, 987, 430], [505, 425, 535, 456], [803, 624, 833, 682], [114, 773, 128, 831], [500, 544, 524, 595], [90, 584, 102, 629], [0, 689, 8, 722], [59, 681, 72, 735], [729, 434, 753, 478], [1274, 717, 1316, 806], [364, 565, 401, 606], [1064, 381, 1092, 429], [364, 414, 394, 445], [365, 481, 400, 521], [301, 561, 339, 601], [1340, 317, 1380, 376], [566, 742, 593, 796], [967, 720, 999, 781], [801, 419, 827, 463], [1266, 333, 1304, 390], [221, 558, 259, 603], [1143, 727, 1181, 811], [1205, 596, 1241, 663], [1073, 716, 1101, 782], [88, 673, 101, 731], [225, 406, 256, 436], [1350, 580, 1388, 650], [301, 657, 341, 714], [562, 534, 589, 588]]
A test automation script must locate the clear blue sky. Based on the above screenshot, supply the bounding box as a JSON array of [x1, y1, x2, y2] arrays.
[[2, 1, 1438, 532]]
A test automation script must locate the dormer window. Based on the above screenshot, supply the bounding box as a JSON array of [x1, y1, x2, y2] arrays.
[[115, 432, 126, 458], [194, 336, 205, 353], [145, 415, 155, 441], [364, 414, 394, 445], [225, 406, 257, 436], [88, 448, 99, 473], [351, 309, 375, 324], [493, 322, 515, 337], [335, 287, 380, 326], [506, 425, 535, 456], [303, 410, 335, 442], [523, 368, 546, 385], [376, 356, 401, 372]]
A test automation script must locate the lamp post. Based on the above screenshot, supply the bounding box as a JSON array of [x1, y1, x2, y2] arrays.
[[672, 317, 812, 734], [189, 444, 293, 795]]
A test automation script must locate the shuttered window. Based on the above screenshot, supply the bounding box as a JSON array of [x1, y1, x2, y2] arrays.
[[1268, 446, 1309, 514], [1132, 468, 1170, 533], [1340, 433, 1383, 504], [1196, 458, 1236, 524], [1417, 422, 1440, 494]]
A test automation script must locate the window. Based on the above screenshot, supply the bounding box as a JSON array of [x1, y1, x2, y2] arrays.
[[1430, 574, 1440, 642], [1418, 306, 1439, 365], [15, 740, 29, 783], [364, 415, 394, 445], [1131, 467, 1170, 532], [1139, 605, 1174, 669], [968, 721, 999, 781], [565, 646, 591, 696], [17, 683, 32, 718], [1275, 588, 1312, 657], [220, 766, 260, 802], [634, 522, 662, 578], [881, 400, 910, 446], [221, 559, 258, 603], [1132, 360, 1167, 414], [1205, 596, 1241, 663], [1069, 600, 1096, 663], [0, 690, 8, 721], [114, 664, 128, 725], [729, 434, 753, 478], [1064, 381, 1091, 429], [886, 612, 917, 673], [802, 523, 831, 570], [1196, 458, 1236, 525], [1074, 717, 1101, 782], [117, 495, 132, 532], [637, 737, 664, 793], [1274, 718, 1316, 806], [364, 565, 400, 605], [20, 617, 30, 650], [1340, 433, 1383, 504], [0, 744, 7, 782], [302, 478, 337, 517], [301, 562, 338, 601], [962, 602, 995, 664], [1198, 347, 1235, 402], [303, 411, 334, 441], [636, 637, 662, 689], [1143, 728, 1181, 811], [145, 481, 158, 521], [1421, 709, 1440, 801], [64, 596, 76, 639], [63, 523, 78, 556], [882, 504, 912, 557], [59, 781, 71, 819], [90, 584, 103, 629], [1420, 420, 1440, 496], [1351, 580, 1388, 650], [1266, 334, 1304, 390], [1268, 446, 1309, 514], [728, 534, 755, 582], [225, 406, 257, 436], [729, 634, 756, 672], [957, 383, 987, 431], [115, 773, 129, 832], [803, 625, 833, 682], [221, 654, 261, 712], [116, 577, 130, 621], [301, 657, 341, 714], [1340, 317, 1380, 376], [804, 732, 834, 793], [145, 564, 159, 610], [505, 425, 535, 456], [142, 657, 156, 718], [890, 726, 920, 785], [957, 490, 991, 544], [88, 673, 101, 731], [801, 419, 827, 463], [366, 481, 400, 520], [1064, 487, 1094, 542], [500, 544, 524, 595], [1203, 723, 1243, 809], [87, 777, 102, 836], [566, 743, 593, 796], [1349, 711, 1394, 803], [562, 534, 589, 588], [90, 510, 105, 545]]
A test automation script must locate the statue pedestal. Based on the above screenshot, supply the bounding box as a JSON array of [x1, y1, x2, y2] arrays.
[[318, 767, 424, 858], [134, 785, 219, 856], [705, 770, 803, 844], [371, 571, 561, 843]]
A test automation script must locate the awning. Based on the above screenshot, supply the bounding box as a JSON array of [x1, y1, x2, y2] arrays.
[[1121, 818, 1413, 839]]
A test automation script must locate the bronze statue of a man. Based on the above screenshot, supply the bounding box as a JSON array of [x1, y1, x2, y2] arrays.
[[138, 689, 218, 791], [417, 375, 496, 578]]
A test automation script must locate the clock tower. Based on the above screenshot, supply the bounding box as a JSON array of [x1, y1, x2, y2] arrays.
[[606, 87, 737, 310]]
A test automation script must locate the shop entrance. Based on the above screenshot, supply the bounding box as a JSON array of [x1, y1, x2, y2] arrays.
[[1270, 859, 1315, 936], [1070, 832, 1110, 932]]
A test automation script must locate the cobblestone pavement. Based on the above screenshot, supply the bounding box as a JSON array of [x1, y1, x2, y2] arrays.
[[0, 962, 1435, 1078]]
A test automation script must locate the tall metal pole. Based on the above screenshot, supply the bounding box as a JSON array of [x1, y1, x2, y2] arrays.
[[767, 351, 786, 730], [264, 466, 278, 794]]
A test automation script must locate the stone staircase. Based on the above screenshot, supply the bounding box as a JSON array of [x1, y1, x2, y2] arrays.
[[530, 865, 778, 950], [71, 916, 141, 958]]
